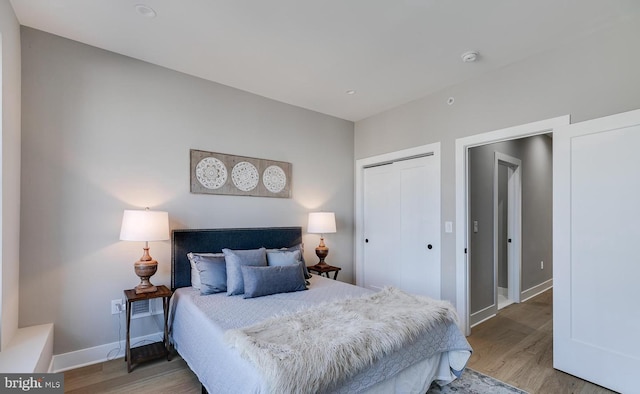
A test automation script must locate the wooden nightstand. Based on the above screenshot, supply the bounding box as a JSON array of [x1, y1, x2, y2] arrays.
[[307, 264, 342, 280], [124, 285, 172, 372]]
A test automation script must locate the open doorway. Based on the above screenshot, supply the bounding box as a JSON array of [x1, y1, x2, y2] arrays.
[[455, 115, 567, 334], [467, 135, 551, 327]]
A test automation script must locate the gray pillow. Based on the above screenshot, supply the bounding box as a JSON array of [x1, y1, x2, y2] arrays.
[[241, 263, 307, 299], [266, 250, 301, 266], [187, 252, 225, 290], [191, 254, 227, 295], [267, 250, 309, 281], [267, 245, 312, 279], [223, 248, 267, 295]]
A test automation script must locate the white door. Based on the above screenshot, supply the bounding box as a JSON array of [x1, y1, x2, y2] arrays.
[[362, 163, 401, 291], [494, 152, 522, 308], [363, 155, 441, 299], [554, 109, 640, 393]]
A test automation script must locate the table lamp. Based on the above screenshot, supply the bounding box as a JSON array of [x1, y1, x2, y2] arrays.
[[307, 212, 336, 268], [120, 208, 170, 294]]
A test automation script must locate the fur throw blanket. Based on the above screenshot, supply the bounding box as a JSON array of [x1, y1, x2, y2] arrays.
[[223, 287, 458, 394]]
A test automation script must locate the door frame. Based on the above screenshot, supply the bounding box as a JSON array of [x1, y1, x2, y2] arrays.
[[494, 152, 522, 306], [455, 115, 569, 335], [355, 142, 441, 288]]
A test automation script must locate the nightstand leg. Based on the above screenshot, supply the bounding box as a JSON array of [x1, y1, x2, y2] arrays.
[[126, 300, 132, 372], [163, 296, 170, 360]]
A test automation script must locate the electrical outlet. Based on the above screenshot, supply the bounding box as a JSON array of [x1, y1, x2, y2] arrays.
[[111, 299, 124, 315], [540, 261, 544, 270]]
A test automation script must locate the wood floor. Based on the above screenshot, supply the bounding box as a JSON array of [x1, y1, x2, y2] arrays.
[[466, 289, 615, 394], [65, 289, 615, 393], [63, 355, 201, 393]]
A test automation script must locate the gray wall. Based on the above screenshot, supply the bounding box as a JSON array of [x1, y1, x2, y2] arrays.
[[19, 27, 354, 355], [469, 136, 552, 313], [354, 15, 640, 304], [0, 0, 22, 351]]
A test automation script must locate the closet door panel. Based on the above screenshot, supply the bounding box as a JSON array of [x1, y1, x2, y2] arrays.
[[363, 164, 401, 290], [363, 153, 441, 299]]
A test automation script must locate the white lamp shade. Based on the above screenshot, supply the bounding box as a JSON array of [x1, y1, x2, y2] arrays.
[[120, 210, 170, 242], [307, 212, 336, 234]]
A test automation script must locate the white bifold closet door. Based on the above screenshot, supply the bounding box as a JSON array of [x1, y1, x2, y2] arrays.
[[362, 155, 441, 299], [554, 109, 640, 393]]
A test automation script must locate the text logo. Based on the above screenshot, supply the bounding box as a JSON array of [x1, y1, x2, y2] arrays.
[[0, 374, 63, 393]]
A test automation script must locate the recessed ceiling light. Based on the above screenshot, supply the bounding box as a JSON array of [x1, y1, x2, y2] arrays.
[[461, 51, 479, 63], [135, 4, 157, 18], [346, 90, 356, 95]]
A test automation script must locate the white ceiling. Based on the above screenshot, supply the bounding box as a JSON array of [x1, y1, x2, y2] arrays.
[[9, 0, 640, 121]]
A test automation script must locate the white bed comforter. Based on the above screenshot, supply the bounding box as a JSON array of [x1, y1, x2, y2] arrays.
[[170, 275, 471, 394]]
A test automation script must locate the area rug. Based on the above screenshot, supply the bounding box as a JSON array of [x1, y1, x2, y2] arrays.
[[427, 368, 528, 394]]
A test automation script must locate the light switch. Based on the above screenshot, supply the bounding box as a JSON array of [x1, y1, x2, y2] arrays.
[[473, 221, 479, 233], [445, 221, 453, 233]]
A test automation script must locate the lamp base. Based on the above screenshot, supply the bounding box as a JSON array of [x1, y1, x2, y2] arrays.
[[135, 283, 158, 294], [314, 242, 330, 269], [134, 259, 158, 294]]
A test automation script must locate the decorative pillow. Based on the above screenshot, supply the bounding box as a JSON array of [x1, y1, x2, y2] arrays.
[[281, 244, 306, 263], [223, 248, 267, 295], [187, 252, 225, 290], [266, 250, 301, 266], [267, 244, 311, 279], [241, 263, 307, 299], [190, 254, 227, 295], [266, 250, 309, 282]]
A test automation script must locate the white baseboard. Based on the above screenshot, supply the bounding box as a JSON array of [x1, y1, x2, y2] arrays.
[[50, 331, 163, 373], [520, 279, 553, 302], [469, 304, 496, 328]]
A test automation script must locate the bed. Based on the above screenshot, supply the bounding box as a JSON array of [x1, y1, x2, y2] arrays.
[[170, 227, 471, 394]]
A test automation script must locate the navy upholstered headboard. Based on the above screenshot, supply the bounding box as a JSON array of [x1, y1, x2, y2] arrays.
[[171, 227, 303, 290]]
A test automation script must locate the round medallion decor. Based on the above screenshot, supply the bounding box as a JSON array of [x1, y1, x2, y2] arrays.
[[231, 161, 259, 191], [263, 165, 287, 193], [195, 157, 228, 189]]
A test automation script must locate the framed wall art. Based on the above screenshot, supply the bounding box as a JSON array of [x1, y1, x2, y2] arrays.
[[190, 149, 292, 198]]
